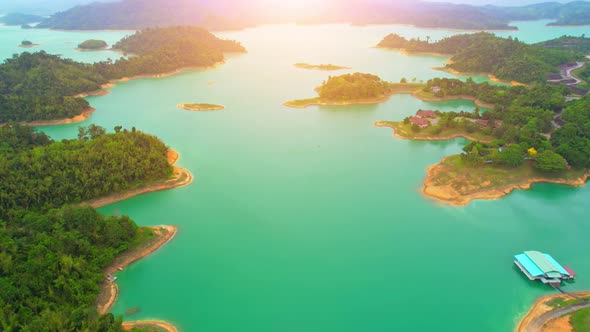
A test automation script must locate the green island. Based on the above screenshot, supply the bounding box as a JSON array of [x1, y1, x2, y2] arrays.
[[0, 124, 186, 331], [0, 26, 245, 124], [377, 32, 589, 84], [284, 72, 423, 108], [177, 103, 224, 111], [294, 63, 351, 71], [18, 40, 38, 48], [377, 77, 590, 205], [78, 39, 109, 50]]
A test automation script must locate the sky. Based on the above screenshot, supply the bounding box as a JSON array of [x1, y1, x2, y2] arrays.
[[0, 0, 580, 16]]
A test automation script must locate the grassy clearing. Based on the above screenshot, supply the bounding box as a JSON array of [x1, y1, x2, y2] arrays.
[[570, 307, 590, 332]]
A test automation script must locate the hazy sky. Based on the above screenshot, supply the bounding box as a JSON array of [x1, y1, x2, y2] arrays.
[[0, 0, 580, 16]]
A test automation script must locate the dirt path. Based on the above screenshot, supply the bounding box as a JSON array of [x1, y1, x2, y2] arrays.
[[517, 292, 590, 332]]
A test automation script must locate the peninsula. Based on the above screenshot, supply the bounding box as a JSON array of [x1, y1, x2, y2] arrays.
[[0, 124, 184, 331], [284, 72, 423, 108], [517, 292, 590, 332], [294, 63, 351, 71], [177, 103, 224, 111], [378, 77, 590, 205]]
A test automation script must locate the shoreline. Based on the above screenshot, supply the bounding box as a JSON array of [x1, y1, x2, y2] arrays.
[[177, 103, 225, 111], [293, 63, 351, 71], [122, 320, 178, 332], [422, 157, 590, 206], [517, 291, 590, 332], [23, 107, 95, 127], [18, 43, 40, 48], [19, 62, 225, 126], [412, 90, 495, 109], [84, 149, 193, 209], [284, 95, 390, 108], [374, 121, 494, 144], [432, 65, 525, 87], [96, 225, 178, 315]]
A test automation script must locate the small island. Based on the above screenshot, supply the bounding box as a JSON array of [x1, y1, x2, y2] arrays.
[[177, 103, 224, 111], [77, 39, 108, 50], [294, 63, 351, 71], [18, 40, 39, 48], [284, 72, 424, 108]]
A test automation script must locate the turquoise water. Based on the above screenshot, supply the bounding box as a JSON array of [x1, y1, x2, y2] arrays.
[[4, 21, 590, 331], [0, 24, 130, 62]]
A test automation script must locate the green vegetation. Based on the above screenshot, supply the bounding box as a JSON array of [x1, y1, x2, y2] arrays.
[[377, 32, 585, 84], [0, 27, 245, 123], [570, 306, 590, 332], [0, 12, 44, 25], [294, 63, 350, 71], [78, 39, 108, 50], [20, 40, 32, 46], [534, 35, 590, 54], [551, 96, 590, 168], [178, 103, 224, 111], [0, 124, 173, 331], [285, 73, 407, 107], [0, 125, 171, 218]]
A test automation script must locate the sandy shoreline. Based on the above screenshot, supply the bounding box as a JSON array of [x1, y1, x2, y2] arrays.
[[18, 43, 40, 48], [177, 103, 225, 111], [517, 291, 590, 332], [96, 225, 177, 315], [122, 320, 178, 332], [374, 121, 494, 144], [23, 107, 95, 127], [433, 65, 525, 86], [412, 90, 495, 109], [84, 149, 193, 209], [284, 96, 391, 108], [422, 157, 590, 206]]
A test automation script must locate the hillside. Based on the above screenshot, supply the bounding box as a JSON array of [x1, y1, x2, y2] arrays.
[[377, 32, 584, 84]]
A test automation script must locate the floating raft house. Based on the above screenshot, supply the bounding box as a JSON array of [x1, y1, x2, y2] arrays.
[[514, 250, 575, 284]]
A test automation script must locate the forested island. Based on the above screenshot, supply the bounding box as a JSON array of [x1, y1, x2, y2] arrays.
[[294, 63, 351, 71], [377, 32, 588, 84], [0, 124, 184, 330], [18, 40, 38, 48], [177, 103, 224, 111], [77, 39, 108, 50], [284, 73, 422, 108], [0, 26, 245, 124], [377, 77, 590, 204]]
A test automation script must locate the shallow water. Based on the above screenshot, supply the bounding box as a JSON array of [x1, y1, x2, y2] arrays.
[[3, 21, 590, 331]]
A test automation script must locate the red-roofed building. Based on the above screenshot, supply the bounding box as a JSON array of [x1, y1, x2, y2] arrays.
[[411, 116, 430, 128], [416, 109, 436, 118]]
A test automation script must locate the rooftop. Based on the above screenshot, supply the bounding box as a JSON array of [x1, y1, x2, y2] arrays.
[[514, 251, 570, 279]]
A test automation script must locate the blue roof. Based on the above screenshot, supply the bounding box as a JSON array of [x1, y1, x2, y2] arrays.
[[544, 254, 569, 275], [515, 253, 544, 277], [514, 251, 570, 278]]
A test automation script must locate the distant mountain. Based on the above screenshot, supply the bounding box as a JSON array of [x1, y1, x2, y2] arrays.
[[34, 0, 590, 31], [0, 13, 45, 25]]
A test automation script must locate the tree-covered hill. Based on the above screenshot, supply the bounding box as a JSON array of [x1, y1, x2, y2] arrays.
[[0, 124, 173, 330], [377, 32, 584, 84], [0, 12, 45, 25], [315, 73, 394, 101]]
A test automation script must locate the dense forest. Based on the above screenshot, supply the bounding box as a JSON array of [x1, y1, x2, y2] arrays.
[[378, 32, 586, 84], [0, 125, 171, 219], [418, 78, 590, 169], [0, 27, 245, 123], [315, 73, 394, 101], [534, 35, 590, 54], [0, 124, 172, 330]]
